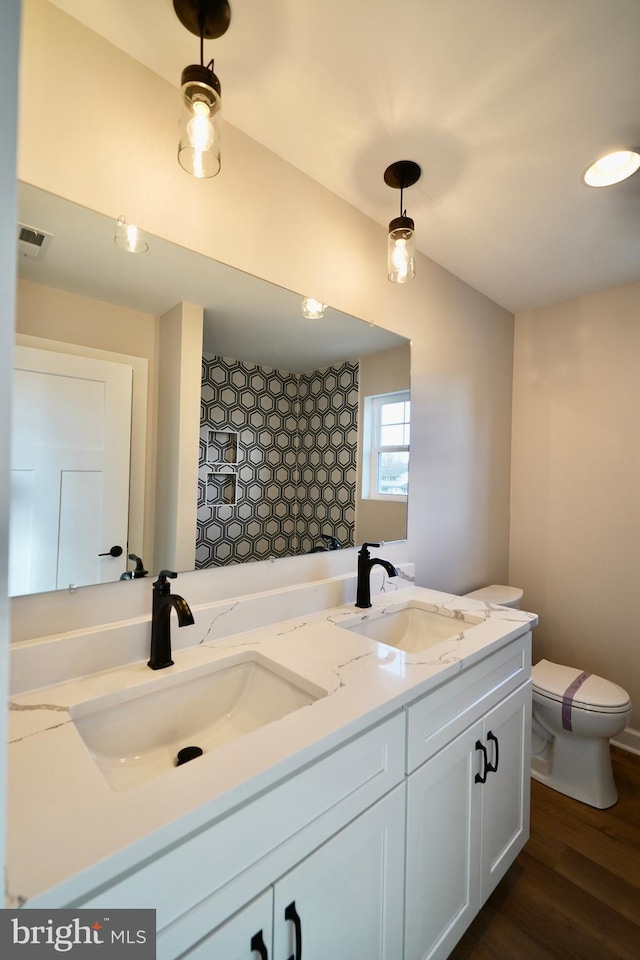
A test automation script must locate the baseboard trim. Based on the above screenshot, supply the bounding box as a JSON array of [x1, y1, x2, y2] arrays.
[[611, 726, 640, 756]]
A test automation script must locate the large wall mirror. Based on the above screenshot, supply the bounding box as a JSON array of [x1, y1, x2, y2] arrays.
[[12, 183, 411, 598]]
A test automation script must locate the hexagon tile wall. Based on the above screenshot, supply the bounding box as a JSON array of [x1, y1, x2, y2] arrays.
[[296, 363, 358, 552], [196, 354, 358, 567]]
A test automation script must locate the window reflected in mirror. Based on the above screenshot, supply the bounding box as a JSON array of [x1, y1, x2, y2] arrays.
[[363, 392, 410, 500]]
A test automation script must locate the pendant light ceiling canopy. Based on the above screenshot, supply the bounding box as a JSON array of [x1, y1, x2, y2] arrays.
[[174, 0, 231, 179], [173, 0, 230, 39], [384, 160, 421, 284]]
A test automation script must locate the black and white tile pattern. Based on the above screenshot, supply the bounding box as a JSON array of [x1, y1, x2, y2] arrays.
[[196, 355, 358, 567]]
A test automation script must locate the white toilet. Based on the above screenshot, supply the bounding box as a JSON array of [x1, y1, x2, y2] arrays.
[[463, 584, 523, 608], [531, 659, 632, 808], [464, 584, 633, 809]]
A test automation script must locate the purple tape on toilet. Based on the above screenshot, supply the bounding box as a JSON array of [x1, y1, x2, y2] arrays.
[[561, 671, 592, 731]]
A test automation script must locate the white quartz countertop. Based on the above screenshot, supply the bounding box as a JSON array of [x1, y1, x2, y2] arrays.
[[7, 584, 537, 907]]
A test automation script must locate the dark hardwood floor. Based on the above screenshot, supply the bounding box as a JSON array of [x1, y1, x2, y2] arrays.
[[448, 747, 640, 960]]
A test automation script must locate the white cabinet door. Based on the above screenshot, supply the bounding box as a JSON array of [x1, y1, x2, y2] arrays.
[[405, 680, 531, 960], [405, 718, 483, 960], [479, 682, 531, 904], [180, 889, 273, 959], [272, 785, 405, 960]]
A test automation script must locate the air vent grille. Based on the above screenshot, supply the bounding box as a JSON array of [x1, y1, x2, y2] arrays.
[[19, 226, 45, 247], [17, 223, 53, 261]]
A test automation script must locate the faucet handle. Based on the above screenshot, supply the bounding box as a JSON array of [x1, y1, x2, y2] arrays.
[[359, 542, 380, 556], [154, 570, 177, 591]]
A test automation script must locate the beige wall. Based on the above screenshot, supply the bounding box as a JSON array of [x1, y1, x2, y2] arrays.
[[355, 344, 411, 544], [16, 0, 514, 619], [510, 281, 640, 727], [15, 279, 157, 357]]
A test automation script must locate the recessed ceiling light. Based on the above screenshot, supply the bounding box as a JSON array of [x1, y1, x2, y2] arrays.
[[581, 149, 640, 187]]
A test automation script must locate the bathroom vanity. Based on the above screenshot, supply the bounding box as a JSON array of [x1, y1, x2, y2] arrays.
[[7, 575, 536, 960]]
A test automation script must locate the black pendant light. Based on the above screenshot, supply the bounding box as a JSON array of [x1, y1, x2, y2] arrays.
[[384, 160, 421, 283], [174, 0, 231, 178]]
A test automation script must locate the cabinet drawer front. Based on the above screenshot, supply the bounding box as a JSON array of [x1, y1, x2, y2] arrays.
[[407, 633, 531, 772], [78, 712, 405, 940], [179, 889, 273, 959]]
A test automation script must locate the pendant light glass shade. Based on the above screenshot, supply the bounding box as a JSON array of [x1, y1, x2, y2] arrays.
[[387, 215, 415, 284], [114, 216, 148, 254], [178, 65, 221, 178], [301, 297, 325, 319]]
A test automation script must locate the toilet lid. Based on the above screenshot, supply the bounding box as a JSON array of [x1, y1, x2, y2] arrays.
[[532, 659, 631, 712], [464, 585, 523, 606]]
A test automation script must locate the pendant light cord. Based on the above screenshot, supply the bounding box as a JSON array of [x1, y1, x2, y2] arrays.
[[198, 10, 216, 73], [199, 11, 205, 65]]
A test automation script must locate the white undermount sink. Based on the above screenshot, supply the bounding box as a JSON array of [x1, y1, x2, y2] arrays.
[[71, 652, 326, 791], [341, 600, 483, 654]]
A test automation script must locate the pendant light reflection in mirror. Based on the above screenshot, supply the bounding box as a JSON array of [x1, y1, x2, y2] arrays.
[[114, 216, 148, 254], [301, 297, 326, 319]]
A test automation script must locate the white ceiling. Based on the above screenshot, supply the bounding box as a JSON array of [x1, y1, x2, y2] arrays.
[[47, 0, 640, 313]]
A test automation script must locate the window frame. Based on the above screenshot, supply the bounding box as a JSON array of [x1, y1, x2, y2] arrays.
[[362, 389, 410, 502]]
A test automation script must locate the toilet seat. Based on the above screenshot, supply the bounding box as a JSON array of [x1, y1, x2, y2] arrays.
[[532, 659, 631, 714]]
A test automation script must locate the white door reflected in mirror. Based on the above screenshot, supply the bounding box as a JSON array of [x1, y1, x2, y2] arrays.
[[10, 347, 132, 596]]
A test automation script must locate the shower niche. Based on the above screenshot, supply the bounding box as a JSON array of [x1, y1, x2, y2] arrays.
[[200, 428, 239, 506]]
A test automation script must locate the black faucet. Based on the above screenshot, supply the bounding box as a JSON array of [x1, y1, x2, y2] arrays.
[[355, 543, 399, 609], [119, 553, 148, 580], [148, 570, 195, 670], [307, 533, 341, 554], [320, 534, 340, 550]]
